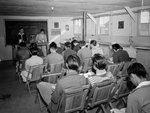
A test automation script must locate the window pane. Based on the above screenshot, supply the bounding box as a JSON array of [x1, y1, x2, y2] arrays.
[[139, 23, 149, 36], [141, 10, 149, 23], [98, 16, 109, 35]]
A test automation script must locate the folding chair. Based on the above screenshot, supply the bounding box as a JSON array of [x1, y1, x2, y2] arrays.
[[107, 62, 123, 78], [45, 62, 64, 84], [25, 64, 46, 95], [118, 61, 136, 77], [110, 77, 131, 108], [16, 59, 26, 83], [85, 80, 116, 113], [57, 85, 90, 113], [82, 58, 92, 73]]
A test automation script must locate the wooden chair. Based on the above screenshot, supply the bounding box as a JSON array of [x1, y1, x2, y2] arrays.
[[25, 64, 46, 95], [110, 77, 130, 108], [16, 59, 26, 83], [118, 61, 136, 77], [82, 58, 92, 73], [50, 62, 64, 73], [107, 63, 123, 78], [57, 85, 90, 113], [85, 80, 116, 113], [45, 62, 64, 83]]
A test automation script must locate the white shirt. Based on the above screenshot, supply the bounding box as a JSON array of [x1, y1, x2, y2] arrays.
[[92, 45, 103, 56], [25, 55, 43, 71], [136, 81, 150, 89]]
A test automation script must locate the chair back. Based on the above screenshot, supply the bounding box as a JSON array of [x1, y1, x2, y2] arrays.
[[119, 61, 135, 77], [114, 77, 130, 99], [57, 85, 90, 113], [49, 62, 64, 73], [82, 58, 92, 73], [42, 72, 62, 84], [27, 64, 46, 82], [88, 80, 115, 107], [107, 63, 123, 77]]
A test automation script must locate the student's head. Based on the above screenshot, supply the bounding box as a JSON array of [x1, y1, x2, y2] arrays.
[[112, 43, 123, 52], [40, 29, 45, 34], [92, 54, 107, 72], [127, 62, 147, 86], [30, 48, 38, 55], [65, 42, 71, 49], [19, 42, 26, 48], [49, 42, 57, 53], [73, 40, 79, 46], [66, 54, 81, 71], [30, 43, 38, 50], [90, 40, 97, 48], [80, 41, 86, 47]]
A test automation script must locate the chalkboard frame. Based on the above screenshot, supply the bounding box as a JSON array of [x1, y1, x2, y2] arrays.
[[4, 19, 48, 46]]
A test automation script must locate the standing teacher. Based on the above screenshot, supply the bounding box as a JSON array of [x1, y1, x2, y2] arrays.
[[36, 29, 48, 56], [15, 28, 27, 45]]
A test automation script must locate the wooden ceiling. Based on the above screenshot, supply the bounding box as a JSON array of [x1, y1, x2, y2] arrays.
[[0, 0, 150, 17]]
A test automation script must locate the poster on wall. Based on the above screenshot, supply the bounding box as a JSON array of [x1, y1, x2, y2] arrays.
[[118, 21, 124, 29], [65, 25, 69, 31], [51, 29, 61, 36]]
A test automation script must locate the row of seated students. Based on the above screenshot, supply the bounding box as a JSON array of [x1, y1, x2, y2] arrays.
[[37, 53, 114, 113], [37, 54, 150, 113], [16, 39, 130, 82], [16, 39, 150, 113]]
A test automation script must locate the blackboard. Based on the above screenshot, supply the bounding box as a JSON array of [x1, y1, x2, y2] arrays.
[[5, 20, 48, 45]]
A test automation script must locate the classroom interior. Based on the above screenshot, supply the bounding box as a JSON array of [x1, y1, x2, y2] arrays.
[[0, 0, 150, 113]]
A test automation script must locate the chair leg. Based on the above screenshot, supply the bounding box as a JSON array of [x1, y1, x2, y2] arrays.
[[26, 82, 31, 96], [108, 102, 114, 109], [37, 93, 46, 112], [100, 104, 107, 113]]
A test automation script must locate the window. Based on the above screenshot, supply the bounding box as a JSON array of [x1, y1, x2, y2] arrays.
[[74, 19, 82, 34], [98, 16, 109, 35], [139, 10, 150, 36]]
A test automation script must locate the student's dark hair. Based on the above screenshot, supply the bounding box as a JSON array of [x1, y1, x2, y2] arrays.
[[30, 43, 38, 49], [49, 42, 57, 49], [80, 40, 86, 46], [30, 48, 38, 55], [90, 40, 97, 46], [112, 43, 123, 50], [19, 42, 26, 47], [66, 54, 80, 71], [40, 29, 44, 32], [92, 53, 107, 70], [65, 42, 71, 48], [127, 62, 147, 79]]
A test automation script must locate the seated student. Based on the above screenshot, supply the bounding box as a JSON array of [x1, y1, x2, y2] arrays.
[[45, 42, 64, 71], [16, 42, 31, 61], [111, 62, 150, 113], [20, 48, 43, 82], [85, 54, 114, 85], [72, 40, 81, 52], [112, 43, 129, 63], [16, 42, 31, 71], [29, 43, 44, 57], [63, 42, 76, 62], [37, 55, 87, 113], [90, 40, 103, 56], [77, 40, 92, 64]]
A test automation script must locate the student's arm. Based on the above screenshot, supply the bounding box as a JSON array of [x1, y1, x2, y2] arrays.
[[51, 81, 63, 104], [126, 94, 140, 113]]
